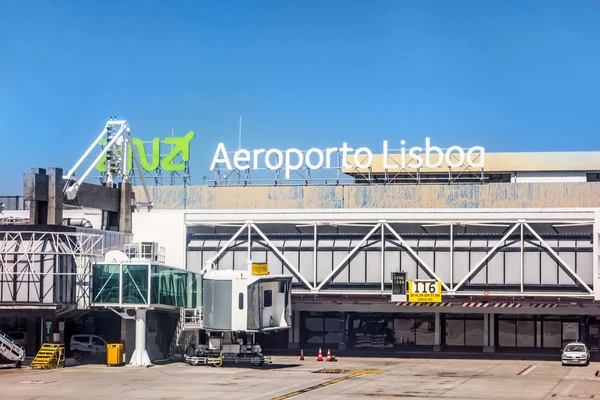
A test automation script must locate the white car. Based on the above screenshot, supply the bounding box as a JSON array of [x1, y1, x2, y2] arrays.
[[69, 334, 107, 361], [561, 342, 590, 366]]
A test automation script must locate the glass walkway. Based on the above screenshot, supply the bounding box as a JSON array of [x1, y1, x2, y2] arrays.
[[91, 262, 202, 309]]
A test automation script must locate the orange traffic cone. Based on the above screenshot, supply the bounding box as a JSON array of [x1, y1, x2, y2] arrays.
[[326, 348, 331, 362], [317, 348, 323, 361], [299, 349, 304, 361]]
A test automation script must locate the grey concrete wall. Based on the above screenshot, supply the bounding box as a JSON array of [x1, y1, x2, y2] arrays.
[[133, 182, 600, 210]]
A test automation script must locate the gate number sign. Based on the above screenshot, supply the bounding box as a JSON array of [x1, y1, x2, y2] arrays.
[[408, 280, 442, 303]]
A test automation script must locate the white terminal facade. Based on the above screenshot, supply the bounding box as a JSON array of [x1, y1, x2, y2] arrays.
[[3, 140, 600, 357]]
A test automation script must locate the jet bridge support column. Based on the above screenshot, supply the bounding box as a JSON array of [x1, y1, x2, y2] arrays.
[[129, 309, 152, 366]]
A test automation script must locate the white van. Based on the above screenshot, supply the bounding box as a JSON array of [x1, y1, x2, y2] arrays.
[[69, 334, 107, 361]]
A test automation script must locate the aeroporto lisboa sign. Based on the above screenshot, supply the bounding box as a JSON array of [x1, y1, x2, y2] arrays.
[[94, 132, 485, 182], [210, 138, 485, 179]]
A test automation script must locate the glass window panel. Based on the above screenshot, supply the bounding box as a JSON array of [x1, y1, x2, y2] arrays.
[[543, 320, 561, 348], [304, 317, 324, 344], [517, 320, 535, 347], [465, 319, 484, 347], [264, 290, 273, 308], [122, 264, 148, 304], [324, 317, 341, 343], [414, 317, 435, 345], [445, 319, 465, 346], [92, 337, 105, 346], [562, 322, 579, 348], [394, 318, 415, 346], [588, 324, 599, 351], [498, 319, 516, 347], [92, 264, 120, 303]]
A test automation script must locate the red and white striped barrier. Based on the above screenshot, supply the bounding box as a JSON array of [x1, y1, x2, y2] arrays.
[[461, 302, 490, 308], [492, 303, 522, 308]]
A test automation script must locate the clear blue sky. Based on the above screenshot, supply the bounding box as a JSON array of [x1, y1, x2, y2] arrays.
[[1, 0, 599, 193]]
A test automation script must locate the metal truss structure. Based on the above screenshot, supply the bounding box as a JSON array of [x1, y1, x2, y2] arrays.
[[63, 118, 153, 209], [0, 231, 104, 310], [186, 209, 600, 302], [121, 139, 192, 187], [211, 149, 353, 186]]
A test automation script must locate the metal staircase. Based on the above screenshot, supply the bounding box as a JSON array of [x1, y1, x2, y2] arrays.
[[170, 307, 203, 359], [0, 331, 25, 366], [29, 343, 65, 369]]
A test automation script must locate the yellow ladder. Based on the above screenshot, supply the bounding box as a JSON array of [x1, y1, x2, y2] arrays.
[[29, 343, 65, 369]]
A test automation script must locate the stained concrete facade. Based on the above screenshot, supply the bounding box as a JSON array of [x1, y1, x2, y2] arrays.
[[133, 182, 600, 210]]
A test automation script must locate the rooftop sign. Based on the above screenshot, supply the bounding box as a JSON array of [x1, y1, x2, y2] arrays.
[[210, 138, 485, 179]]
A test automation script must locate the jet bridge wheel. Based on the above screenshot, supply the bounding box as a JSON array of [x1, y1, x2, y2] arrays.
[[251, 354, 265, 367]]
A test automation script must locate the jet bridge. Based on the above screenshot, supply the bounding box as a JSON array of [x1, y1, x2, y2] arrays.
[[184, 269, 292, 366]]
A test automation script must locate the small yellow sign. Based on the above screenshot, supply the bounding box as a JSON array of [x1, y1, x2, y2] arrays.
[[252, 263, 269, 276], [407, 280, 442, 303]]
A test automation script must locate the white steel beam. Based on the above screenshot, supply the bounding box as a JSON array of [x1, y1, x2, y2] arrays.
[[316, 223, 381, 291], [313, 224, 317, 288], [381, 223, 385, 292], [453, 223, 521, 292], [251, 224, 314, 290], [520, 223, 524, 293], [64, 126, 108, 180], [184, 208, 597, 226], [384, 223, 451, 292], [449, 223, 454, 290], [200, 224, 247, 274], [524, 222, 593, 294]]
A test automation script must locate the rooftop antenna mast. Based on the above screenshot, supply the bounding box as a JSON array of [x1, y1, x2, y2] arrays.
[[238, 116, 242, 150]]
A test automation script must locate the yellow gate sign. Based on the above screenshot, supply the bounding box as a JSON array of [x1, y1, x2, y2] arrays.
[[252, 263, 268, 276], [408, 280, 442, 303]]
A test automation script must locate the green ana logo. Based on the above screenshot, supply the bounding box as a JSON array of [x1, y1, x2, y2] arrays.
[[95, 131, 195, 172]]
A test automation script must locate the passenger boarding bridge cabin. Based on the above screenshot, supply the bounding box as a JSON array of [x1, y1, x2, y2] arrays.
[[202, 269, 292, 333]]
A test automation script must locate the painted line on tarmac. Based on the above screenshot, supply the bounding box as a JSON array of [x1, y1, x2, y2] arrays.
[[271, 369, 385, 400], [521, 363, 539, 376], [517, 364, 533, 376]]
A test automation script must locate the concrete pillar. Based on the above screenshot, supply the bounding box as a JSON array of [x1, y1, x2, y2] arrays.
[[483, 313, 489, 347], [129, 309, 151, 366], [288, 310, 300, 349], [484, 313, 495, 353], [434, 312, 441, 352], [339, 312, 346, 350], [47, 167, 63, 225], [594, 211, 600, 301], [26, 168, 47, 225], [118, 181, 133, 233], [121, 317, 135, 363]]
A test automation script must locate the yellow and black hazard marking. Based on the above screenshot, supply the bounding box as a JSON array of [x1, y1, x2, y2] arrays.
[[272, 369, 385, 400], [312, 368, 352, 374]]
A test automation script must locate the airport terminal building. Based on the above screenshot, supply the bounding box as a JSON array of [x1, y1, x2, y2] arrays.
[[2, 146, 600, 358]]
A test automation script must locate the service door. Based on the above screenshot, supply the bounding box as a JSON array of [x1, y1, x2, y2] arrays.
[[261, 287, 274, 328]]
